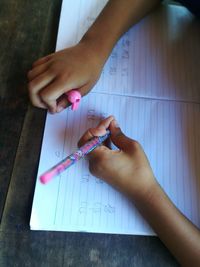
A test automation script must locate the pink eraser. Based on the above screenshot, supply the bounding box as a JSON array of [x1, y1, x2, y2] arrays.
[[66, 90, 81, 111], [40, 170, 56, 184]]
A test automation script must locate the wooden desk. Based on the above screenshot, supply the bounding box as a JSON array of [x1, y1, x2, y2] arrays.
[[0, 1, 179, 266]]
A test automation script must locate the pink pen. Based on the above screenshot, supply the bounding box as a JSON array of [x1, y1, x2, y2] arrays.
[[66, 90, 81, 111], [40, 130, 110, 184]]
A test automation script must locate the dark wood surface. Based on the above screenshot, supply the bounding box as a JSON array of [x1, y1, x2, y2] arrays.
[[0, 1, 179, 266]]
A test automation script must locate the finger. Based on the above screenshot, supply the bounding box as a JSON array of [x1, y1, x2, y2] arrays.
[[88, 145, 110, 162], [56, 94, 70, 113], [109, 119, 139, 153], [40, 77, 89, 113], [39, 80, 66, 113], [39, 76, 80, 113], [96, 115, 114, 133], [30, 98, 47, 109], [27, 62, 50, 81], [28, 71, 55, 109], [32, 54, 54, 67], [39, 78, 69, 107], [78, 116, 114, 147]]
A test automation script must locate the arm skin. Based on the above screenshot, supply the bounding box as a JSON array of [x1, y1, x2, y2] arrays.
[[81, 0, 161, 64], [133, 182, 200, 267], [78, 116, 200, 267], [28, 0, 161, 113]]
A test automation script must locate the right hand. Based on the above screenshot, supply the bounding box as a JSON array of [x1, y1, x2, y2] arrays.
[[78, 116, 157, 198], [27, 40, 104, 113]]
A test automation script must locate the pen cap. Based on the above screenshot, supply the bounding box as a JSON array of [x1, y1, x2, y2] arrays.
[[66, 90, 81, 110]]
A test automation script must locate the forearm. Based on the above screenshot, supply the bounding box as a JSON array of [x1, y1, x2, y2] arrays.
[[133, 182, 200, 267], [81, 0, 161, 64]]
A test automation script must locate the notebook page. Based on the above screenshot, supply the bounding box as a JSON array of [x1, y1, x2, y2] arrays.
[[30, 0, 200, 233], [30, 93, 200, 233], [56, 0, 200, 102]]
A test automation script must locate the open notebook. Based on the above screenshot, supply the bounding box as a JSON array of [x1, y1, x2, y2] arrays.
[[30, 1, 200, 235]]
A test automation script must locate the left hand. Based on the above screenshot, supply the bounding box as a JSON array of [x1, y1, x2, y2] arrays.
[[27, 41, 104, 113]]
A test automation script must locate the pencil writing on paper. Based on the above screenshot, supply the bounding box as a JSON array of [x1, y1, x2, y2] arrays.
[[40, 130, 110, 184]]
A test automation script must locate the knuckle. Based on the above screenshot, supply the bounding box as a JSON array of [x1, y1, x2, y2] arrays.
[[28, 81, 35, 92], [39, 92, 55, 111], [29, 96, 39, 107], [129, 140, 141, 150], [39, 91, 49, 103]]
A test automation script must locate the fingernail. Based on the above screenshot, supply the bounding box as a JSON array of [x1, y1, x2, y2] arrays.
[[112, 119, 120, 128]]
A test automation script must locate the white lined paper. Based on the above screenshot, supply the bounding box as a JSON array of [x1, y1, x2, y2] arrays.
[[30, 93, 200, 233], [30, 1, 200, 234]]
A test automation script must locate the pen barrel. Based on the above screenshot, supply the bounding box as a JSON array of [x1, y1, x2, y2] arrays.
[[40, 157, 74, 184], [79, 137, 100, 156], [40, 131, 110, 184], [80, 131, 110, 155]]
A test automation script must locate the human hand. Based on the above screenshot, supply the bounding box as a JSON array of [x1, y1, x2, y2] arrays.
[[78, 116, 157, 199], [27, 41, 104, 113]]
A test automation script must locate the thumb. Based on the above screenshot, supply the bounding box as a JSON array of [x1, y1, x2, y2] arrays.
[[109, 120, 135, 152]]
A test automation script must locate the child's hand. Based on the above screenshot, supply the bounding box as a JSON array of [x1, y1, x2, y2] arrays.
[[78, 116, 156, 198], [27, 41, 103, 113]]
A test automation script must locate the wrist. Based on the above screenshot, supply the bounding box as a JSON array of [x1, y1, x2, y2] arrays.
[[80, 29, 115, 67], [127, 174, 159, 204]]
